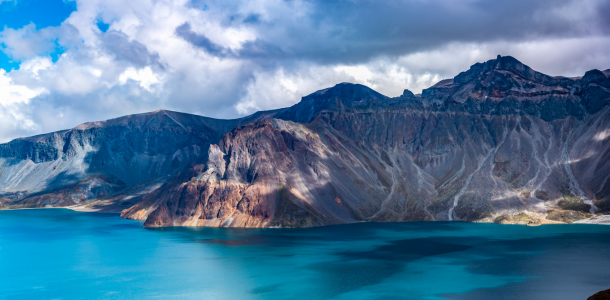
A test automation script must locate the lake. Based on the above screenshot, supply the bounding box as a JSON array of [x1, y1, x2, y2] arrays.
[[0, 209, 608, 299]]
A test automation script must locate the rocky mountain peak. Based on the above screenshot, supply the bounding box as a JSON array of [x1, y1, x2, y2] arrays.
[[275, 82, 389, 123], [73, 109, 190, 131], [302, 82, 388, 103], [453, 55, 543, 85], [491, 55, 526, 70], [582, 69, 610, 87], [402, 89, 415, 98]]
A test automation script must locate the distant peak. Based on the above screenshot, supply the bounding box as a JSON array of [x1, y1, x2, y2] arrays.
[[454, 55, 538, 85], [582, 69, 610, 86], [303, 82, 387, 101], [402, 89, 414, 98], [490, 55, 527, 71]]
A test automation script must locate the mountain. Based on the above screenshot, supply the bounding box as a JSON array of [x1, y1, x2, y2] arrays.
[[3, 55, 610, 227], [0, 109, 282, 211]]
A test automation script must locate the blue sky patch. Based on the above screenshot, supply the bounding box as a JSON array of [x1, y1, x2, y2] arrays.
[[50, 40, 66, 63], [0, 0, 76, 71], [96, 19, 110, 33], [0, 0, 76, 29], [0, 50, 19, 71]]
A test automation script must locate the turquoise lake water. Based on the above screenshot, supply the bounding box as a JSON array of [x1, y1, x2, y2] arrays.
[[0, 209, 609, 299]]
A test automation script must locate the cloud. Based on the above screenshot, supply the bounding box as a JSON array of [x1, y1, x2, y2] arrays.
[[0, 69, 44, 105], [0, 0, 609, 143], [175, 23, 229, 57], [101, 30, 162, 68], [235, 65, 355, 114], [177, 0, 610, 65], [119, 66, 160, 90], [0, 69, 43, 141], [175, 22, 283, 59], [0, 24, 56, 60]]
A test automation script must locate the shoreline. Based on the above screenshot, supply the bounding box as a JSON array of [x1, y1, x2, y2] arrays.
[[0, 205, 121, 214], [575, 215, 610, 225], [1, 206, 608, 226]]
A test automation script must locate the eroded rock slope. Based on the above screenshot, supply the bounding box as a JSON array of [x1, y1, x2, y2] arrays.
[[0, 109, 281, 210], [131, 56, 610, 227], [3, 55, 610, 227]]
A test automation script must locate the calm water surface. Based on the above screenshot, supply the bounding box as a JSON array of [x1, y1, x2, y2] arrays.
[[0, 209, 609, 299]]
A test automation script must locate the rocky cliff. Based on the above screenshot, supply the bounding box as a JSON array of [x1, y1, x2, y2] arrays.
[[0, 109, 282, 210], [3, 55, 610, 227]]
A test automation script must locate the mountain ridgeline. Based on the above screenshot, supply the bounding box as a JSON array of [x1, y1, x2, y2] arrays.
[[2, 56, 610, 227]]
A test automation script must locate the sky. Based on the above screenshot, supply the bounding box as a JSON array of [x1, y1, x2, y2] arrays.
[[0, 0, 609, 142]]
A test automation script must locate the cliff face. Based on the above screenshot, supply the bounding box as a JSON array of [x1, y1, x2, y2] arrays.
[[135, 56, 610, 227], [3, 55, 610, 227], [132, 118, 422, 227], [0, 109, 282, 210]]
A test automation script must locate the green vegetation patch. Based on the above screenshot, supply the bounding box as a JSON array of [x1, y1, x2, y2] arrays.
[[546, 210, 591, 223], [493, 215, 509, 224], [557, 193, 591, 213], [513, 212, 535, 223], [494, 212, 539, 225]]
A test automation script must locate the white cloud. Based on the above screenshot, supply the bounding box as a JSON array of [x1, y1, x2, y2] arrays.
[[0, 69, 44, 105], [0, 69, 43, 142], [0, 24, 56, 60], [19, 56, 53, 76], [0, 0, 608, 143], [119, 67, 160, 90], [235, 66, 355, 114]]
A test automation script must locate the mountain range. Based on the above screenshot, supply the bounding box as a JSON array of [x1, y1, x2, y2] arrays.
[[1, 55, 609, 227]]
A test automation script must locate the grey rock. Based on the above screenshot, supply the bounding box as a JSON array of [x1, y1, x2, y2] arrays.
[[0, 109, 284, 209], [402, 89, 415, 98], [3, 56, 610, 228]]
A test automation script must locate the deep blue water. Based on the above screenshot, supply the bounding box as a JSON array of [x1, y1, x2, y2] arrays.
[[0, 209, 609, 299]]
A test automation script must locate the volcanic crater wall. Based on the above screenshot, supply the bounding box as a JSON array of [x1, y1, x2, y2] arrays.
[[2, 55, 610, 227]]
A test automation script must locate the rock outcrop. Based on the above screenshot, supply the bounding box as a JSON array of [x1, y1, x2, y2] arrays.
[[3, 55, 610, 227], [0, 109, 283, 210], [588, 289, 610, 300]]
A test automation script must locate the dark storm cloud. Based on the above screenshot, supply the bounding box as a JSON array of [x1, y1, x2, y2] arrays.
[[175, 23, 284, 59], [183, 0, 610, 65], [101, 30, 162, 68], [175, 23, 229, 57], [597, 1, 610, 30]]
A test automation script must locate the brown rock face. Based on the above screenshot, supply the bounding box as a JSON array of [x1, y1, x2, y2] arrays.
[[4, 55, 610, 228], [588, 289, 610, 300], [0, 108, 284, 210], [140, 119, 408, 227], [137, 56, 610, 228]]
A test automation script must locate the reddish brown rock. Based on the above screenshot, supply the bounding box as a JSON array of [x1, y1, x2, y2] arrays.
[[4, 55, 610, 228]]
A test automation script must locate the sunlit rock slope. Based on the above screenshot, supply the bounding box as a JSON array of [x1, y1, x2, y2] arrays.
[[0, 109, 280, 210], [3, 55, 610, 227]]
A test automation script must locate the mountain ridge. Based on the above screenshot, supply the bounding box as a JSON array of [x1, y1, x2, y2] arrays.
[[2, 55, 610, 227]]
